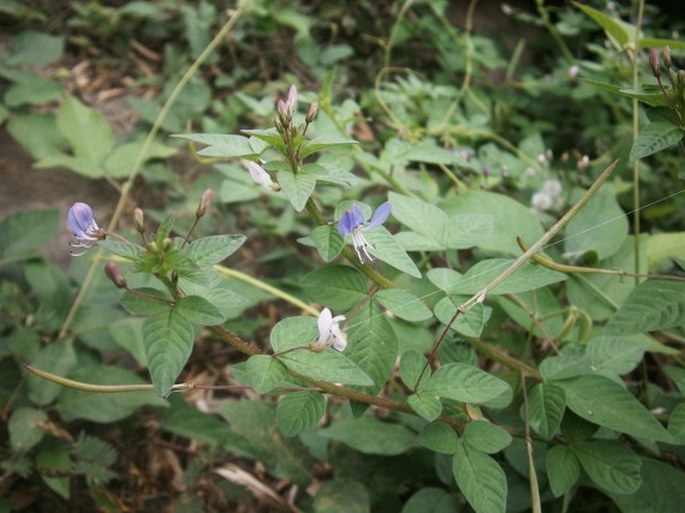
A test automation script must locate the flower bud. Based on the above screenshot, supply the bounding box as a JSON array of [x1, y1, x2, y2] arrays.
[[650, 48, 661, 77], [163, 237, 174, 250], [134, 208, 145, 233], [663, 45, 672, 68], [305, 101, 319, 123], [196, 188, 213, 217], [104, 261, 127, 289]]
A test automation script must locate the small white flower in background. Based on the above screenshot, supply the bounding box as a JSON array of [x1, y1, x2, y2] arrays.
[[532, 179, 564, 213], [577, 155, 590, 170], [542, 180, 562, 197], [241, 160, 279, 190], [524, 167, 536, 179], [568, 64, 580, 79], [312, 308, 347, 352], [531, 191, 553, 212]]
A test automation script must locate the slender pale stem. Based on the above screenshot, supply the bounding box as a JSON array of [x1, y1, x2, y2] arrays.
[[417, 160, 620, 381], [59, 4, 251, 339], [631, 0, 645, 283], [214, 265, 320, 316]]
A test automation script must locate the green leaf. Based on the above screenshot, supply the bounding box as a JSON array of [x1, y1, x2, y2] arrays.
[[312, 480, 370, 513], [120, 288, 171, 316], [104, 140, 178, 177], [37, 443, 71, 499], [97, 240, 145, 260], [195, 135, 261, 158], [574, 440, 642, 494], [9, 30, 63, 65], [586, 335, 645, 375], [540, 352, 593, 381], [421, 363, 511, 404], [220, 400, 312, 485], [427, 268, 463, 294], [452, 441, 507, 513], [389, 192, 448, 246], [443, 214, 494, 249], [239, 355, 287, 394], [668, 403, 685, 444], [452, 259, 567, 295], [402, 488, 456, 513], [59, 365, 167, 422], [175, 295, 224, 325], [567, 235, 646, 321], [277, 391, 326, 437], [463, 421, 512, 454], [301, 265, 368, 310], [318, 414, 416, 455], [28, 340, 76, 405], [546, 445, 580, 498], [419, 421, 458, 454], [364, 226, 422, 278], [9, 407, 48, 452], [110, 318, 147, 365], [556, 375, 672, 442], [527, 383, 565, 439], [408, 393, 443, 421], [7, 113, 63, 160], [605, 280, 685, 335], [434, 297, 487, 337], [346, 303, 398, 388], [278, 349, 373, 387], [277, 169, 316, 211], [375, 288, 432, 321], [442, 190, 544, 256], [4, 73, 62, 107], [240, 127, 284, 149], [630, 122, 683, 161], [299, 136, 358, 159], [310, 225, 344, 262], [0, 208, 59, 260], [574, 2, 634, 48], [143, 310, 196, 397], [400, 349, 427, 389], [270, 316, 318, 352], [564, 186, 628, 260], [608, 458, 685, 513], [55, 96, 114, 176]]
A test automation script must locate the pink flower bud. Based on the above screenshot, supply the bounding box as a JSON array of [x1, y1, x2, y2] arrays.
[[104, 261, 127, 289], [196, 188, 213, 217]]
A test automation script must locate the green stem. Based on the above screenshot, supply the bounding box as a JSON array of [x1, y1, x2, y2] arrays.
[[535, 0, 575, 63], [24, 365, 193, 393], [631, 0, 645, 283], [214, 265, 320, 316], [58, 4, 252, 339], [460, 159, 620, 313]]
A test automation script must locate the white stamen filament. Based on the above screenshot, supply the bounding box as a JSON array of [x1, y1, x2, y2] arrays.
[[351, 229, 374, 262]]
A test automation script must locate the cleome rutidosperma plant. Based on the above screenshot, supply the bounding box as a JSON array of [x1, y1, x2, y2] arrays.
[[22, 76, 685, 512]]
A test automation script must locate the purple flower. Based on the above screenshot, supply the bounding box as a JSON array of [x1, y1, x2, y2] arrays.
[[337, 202, 391, 263], [312, 308, 347, 352], [67, 202, 102, 255]]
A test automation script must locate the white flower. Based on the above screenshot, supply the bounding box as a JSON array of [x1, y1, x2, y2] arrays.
[[241, 160, 276, 190], [531, 191, 553, 211], [569, 65, 580, 79], [542, 180, 562, 198], [313, 308, 347, 352]]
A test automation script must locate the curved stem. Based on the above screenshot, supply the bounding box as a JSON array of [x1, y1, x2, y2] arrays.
[[59, 4, 252, 339]]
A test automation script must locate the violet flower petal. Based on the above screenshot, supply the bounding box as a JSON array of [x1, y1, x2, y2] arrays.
[[367, 201, 392, 229]]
